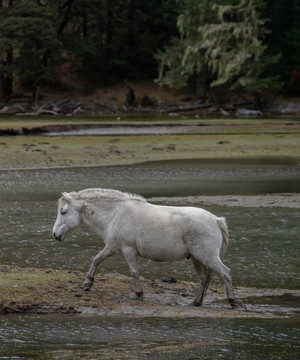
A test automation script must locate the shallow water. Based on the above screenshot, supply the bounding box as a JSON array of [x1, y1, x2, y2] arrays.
[[46, 124, 193, 136], [0, 158, 299, 199], [0, 315, 299, 360], [0, 159, 299, 288], [0, 159, 299, 359]]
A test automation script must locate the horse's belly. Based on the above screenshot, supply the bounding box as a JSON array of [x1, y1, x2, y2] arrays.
[[137, 240, 188, 262]]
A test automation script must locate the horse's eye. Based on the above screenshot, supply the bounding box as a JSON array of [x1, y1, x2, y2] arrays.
[[61, 210, 66, 215]]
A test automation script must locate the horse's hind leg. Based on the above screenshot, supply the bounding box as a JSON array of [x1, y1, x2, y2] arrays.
[[122, 247, 143, 300], [207, 257, 246, 310], [191, 257, 212, 306], [84, 245, 115, 291]]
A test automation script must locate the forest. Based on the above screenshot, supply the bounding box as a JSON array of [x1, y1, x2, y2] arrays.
[[0, 0, 299, 108]]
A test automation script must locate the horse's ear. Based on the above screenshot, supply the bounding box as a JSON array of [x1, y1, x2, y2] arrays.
[[62, 192, 74, 204], [62, 192, 83, 210]]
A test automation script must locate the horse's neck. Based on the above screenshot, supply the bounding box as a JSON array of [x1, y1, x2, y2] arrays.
[[82, 199, 120, 238]]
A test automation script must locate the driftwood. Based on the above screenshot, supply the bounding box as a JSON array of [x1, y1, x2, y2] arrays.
[[236, 108, 262, 117], [0, 99, 119, 116], [0, 103, 26, 115], [164, 101, 254, 114], [164, 103, 214, 113], [0, 100, 84, 116]]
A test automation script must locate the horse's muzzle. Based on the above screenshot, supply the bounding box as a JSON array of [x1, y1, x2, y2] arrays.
[[53, 232, 62, 241]]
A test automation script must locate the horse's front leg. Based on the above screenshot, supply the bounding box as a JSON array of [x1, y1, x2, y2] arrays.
[[84, 245, 115, 291], [122, 246, 143, 300]]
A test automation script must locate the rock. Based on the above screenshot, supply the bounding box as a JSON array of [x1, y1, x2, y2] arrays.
[[161, 277, 177, 284], [236, 108, 262, 117], [269, 102, 300, 115], [0, 103, 26, 114]]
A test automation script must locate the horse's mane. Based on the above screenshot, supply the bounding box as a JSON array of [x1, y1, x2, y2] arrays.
[[79, 188, 146, 202], [58, 188, 145, 211]]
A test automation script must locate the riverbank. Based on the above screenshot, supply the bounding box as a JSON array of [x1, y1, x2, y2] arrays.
[[150, 193, 300, 208], [0, 117, 299, 169], [1, 265, 298, 318]]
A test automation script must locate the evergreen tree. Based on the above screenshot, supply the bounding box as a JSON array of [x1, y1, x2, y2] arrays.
[[201, 0, 283, 107], [264, 0, 299, 94], [283, 0, 300, 93], [156, 0, 215, 102], [0, 0, 60, 104], [156, 0, 282, 105], [58, 0, 177, 85], [0, 0, 14, 103]]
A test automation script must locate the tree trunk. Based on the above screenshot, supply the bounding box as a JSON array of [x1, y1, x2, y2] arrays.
[[0, 70, 5, 104], [33, 84, 41, 109], [253, 91, 262, 111], [6, 49, 13, 97], [106, 0, 113, 55], [82, 9, 87, 38], [57, 0, 75, 36], [196, 66, 207, 103]]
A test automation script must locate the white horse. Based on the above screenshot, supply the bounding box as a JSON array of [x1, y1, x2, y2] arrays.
[[53, 188, 246, 309]]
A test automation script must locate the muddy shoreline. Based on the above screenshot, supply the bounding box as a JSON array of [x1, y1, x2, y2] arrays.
[[0, 117, 299, 137], [0, 122, 192, 136], [1, 265, 298, 318]]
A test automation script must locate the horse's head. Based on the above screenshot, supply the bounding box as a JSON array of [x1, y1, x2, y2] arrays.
[[53, 192, 83, 241]]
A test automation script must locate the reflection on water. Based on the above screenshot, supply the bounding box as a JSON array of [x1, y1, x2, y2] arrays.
[[0, 159, 299, 359]]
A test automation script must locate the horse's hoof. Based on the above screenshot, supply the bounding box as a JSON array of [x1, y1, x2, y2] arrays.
[[134, 292, 144, 301], [229, 298, 247, 310], [83, 278, 94, 291], [190, 300, 202, 307]]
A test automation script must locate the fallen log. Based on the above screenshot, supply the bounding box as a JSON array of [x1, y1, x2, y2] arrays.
[[164, 101, 255, 114], [236, 108, 262, 117], [163, 103, 214, 113]]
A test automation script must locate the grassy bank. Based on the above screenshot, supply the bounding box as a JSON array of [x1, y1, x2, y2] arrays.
[[0, 117, 299, 169]]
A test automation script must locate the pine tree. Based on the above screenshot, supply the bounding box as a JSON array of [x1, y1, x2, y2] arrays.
[[264, 0, 299, 94], [156, 0, 282, 106], [156, 0, 215, 102], [200, 0, 283, 107], [284, 0, 300, 93], [0, 0, 60, 104]]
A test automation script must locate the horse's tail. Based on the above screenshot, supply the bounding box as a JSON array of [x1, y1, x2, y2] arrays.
[[217, 217, 229, 259]]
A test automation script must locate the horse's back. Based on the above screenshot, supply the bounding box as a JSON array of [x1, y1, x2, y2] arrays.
[[128, 201, 222, 243], [148, 203, 220, 228]]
